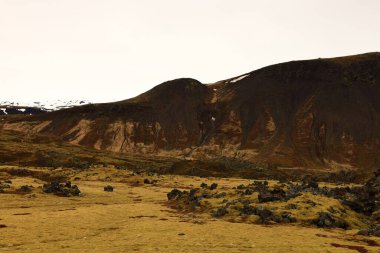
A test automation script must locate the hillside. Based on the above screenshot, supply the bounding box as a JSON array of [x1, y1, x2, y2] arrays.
[[2, 52, 380, 170]]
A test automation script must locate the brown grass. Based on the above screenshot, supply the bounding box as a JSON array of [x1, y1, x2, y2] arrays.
[[1, 166, 380, 252]]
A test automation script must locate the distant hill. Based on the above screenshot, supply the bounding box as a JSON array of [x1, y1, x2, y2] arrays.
[[2, 52, 380, 170]]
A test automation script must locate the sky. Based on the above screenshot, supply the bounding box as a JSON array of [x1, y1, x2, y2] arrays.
[[0, 0, 379, 103]]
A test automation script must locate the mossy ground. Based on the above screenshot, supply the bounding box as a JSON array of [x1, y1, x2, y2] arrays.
[[1, 166, 380, 252]]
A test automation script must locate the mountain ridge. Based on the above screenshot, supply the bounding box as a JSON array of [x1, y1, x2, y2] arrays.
[[2, 52, 380, 170]]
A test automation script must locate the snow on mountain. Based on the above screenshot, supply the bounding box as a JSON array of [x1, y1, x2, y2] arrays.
[[0, 100, 91, 111], [0, 100, 91, 116], [229, 74, 250, 83]]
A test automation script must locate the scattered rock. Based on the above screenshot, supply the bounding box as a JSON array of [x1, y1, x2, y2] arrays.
[[244, 189, 253, 195], [313, 212, 348, 229], [214, 192, 227, 198], [358, 226, 380, 237], [254, 206, 279, 223], [302, 176, 319, 189], [18, 185, 33, 193], [210, 183, 218, 190], [258, 189, 286, 203], [253, 181, 269, 192], [213, 207, 228, 217], [104, 185, 114, 192], [281, 211, 297, 223], [240, 205, 257, 216], [239, 205, 279, 223], [200, 183, 208, 188], [167, 189, 183, 200], [0, 183, 11, 189], [43, 181, 81, 197]]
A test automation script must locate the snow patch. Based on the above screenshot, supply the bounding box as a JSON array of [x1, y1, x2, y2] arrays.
[[229, 74, 250, 83], [0, 100, 91, 111], [0, 108, 7, 115]]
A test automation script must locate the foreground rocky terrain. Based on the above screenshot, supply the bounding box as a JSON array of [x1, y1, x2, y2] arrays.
[[1, 166, 380, 252]]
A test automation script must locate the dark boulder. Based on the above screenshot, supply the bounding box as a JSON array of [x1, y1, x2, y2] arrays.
[[214, 192, 227, 198], [240, 205, 279, 223], [313, 212, 348, 229], [43, 181, 81, 197], [18, 185, 33, 193], [253, 181, 269, 192], [258, 189, 286, 203], [167, 189, 183, 200], [213, 207, 228, 217], [200, 183, 208, 188], [255, 206, 279, 223], [104, 185, 114, 192], [240, 204, 257, 216], [144, 179, 152, 184], [358, 226, 380, 237], [281, 211, 297, 223], [210, 183, 218, 190]]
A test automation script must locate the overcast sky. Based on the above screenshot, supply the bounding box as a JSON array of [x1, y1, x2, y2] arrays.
[[0, 0, 379, 103]]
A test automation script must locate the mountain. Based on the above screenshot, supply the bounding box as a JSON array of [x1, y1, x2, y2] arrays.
[[2, 52, 380, 170]]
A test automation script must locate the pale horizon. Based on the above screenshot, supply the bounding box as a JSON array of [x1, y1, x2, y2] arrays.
[[1, 0, 379, 103]]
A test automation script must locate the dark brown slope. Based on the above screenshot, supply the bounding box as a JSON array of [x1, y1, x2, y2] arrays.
[[2, 52, 380, 170], [5, 78, 214, 151], [213, 52, 380, 168]]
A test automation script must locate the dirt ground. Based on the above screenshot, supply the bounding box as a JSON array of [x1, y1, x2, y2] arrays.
[[1, 167, 379, 252]]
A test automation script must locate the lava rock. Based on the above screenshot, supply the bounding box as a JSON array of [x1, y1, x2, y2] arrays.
[[313, 212, 348, 229], [167, 189, 183, 200], [214, 192, 227, 198], [18, 185, 33, 193], [358, 226, 380, 237], [253, 181, 269, 192], [213, 207, 228, 217], [258, 189, 286, 203], [104, 185, 114, 192], [244, 189, 254, 195], [144, 179, 152, 184], [210, 183, 218, 190], [240, 204, 257, 215], [200, 183, 208, 188], [255, 206, 279, 223], [281, 211, 297, 223], [43, 181, 81, 197], [302, 177, 319, 189]]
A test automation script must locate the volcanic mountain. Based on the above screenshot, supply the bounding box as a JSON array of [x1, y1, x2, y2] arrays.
[[2, 52, 380, 170]]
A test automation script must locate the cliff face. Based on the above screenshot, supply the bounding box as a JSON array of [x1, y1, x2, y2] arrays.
[[3, 53, 380, 169]]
